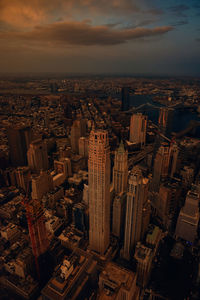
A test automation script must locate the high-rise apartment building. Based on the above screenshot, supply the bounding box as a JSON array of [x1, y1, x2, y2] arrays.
[[6, 123, 33, 167], [88, 129, 110, 254], [27, 139, 49, 172], [123, 167, 149, 260], [129, 113, 147, 147], [121, 87, 130, 111], [113, 141, 128, 194]]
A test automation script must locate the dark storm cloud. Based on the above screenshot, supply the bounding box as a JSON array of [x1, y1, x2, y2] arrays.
[[0, 21, 174, 47]]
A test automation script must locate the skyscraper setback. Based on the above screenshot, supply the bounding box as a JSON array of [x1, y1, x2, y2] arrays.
[[88, 129, 111, 254]]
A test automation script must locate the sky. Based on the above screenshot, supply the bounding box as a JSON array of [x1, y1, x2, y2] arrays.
[[0, 0, 200, 75]]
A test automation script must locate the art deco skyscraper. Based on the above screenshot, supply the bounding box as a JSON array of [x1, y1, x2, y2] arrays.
[[129, 113, 147, 147], [113, 141, 128, 194], [27, 139, 49, 172], [88, 129, 110, 254], [123, 166, 149, 260]]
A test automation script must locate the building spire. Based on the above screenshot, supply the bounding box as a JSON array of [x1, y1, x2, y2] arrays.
[[118, 140, 125, 153]]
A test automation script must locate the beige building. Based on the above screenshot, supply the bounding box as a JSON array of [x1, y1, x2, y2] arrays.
[[129, 113, 147, 146], [88, 129, 110, 254]]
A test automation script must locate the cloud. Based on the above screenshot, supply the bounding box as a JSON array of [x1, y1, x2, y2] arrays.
[[0, 21, 173, 47], [0, 0, 141, 29], [168, 4, 190, 17], [196, 38, 200, 42], [171, 20, 189, 27]]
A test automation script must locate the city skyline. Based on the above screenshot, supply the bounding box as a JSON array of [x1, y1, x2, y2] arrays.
[[0, 0, 200, 75]]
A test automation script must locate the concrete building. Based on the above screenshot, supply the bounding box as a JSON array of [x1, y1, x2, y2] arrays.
[[112, 192, 126, 238], [6, 122, 33, 167], [98, 262, 139, 300], [134, 242, 153, 288], [42, 252, 97, 300], [158, 107, 174, 138], [121, 87, 130, 111], [71, 119, 87, 154], [27, 139, 49, 171], [129, 113, 147, 147], [88, 129, 110, 254], [79, 136, 89, 157], [31, 170, 53, 200], [123, 167, 149, 260], [15, 166, 30, 192], [112, 141, 128, 194], [175, 188, 200, 243], [152, 144, 171, 192]]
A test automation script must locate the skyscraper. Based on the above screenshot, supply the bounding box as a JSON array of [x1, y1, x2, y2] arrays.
[[123, 166, 149, 260], [158, 107, 174, 138], [129, 113, 147, 147], [152, 144, 171, 192], [70, 120, 81, 153], [175, 187, 200, 243], [112, 141, 128, 194], [88, 129, 110, 254], [71, 119, 87, 153], [27, 139, 49, 172], [6, 122, 32, 167], [121, 87, 130, 111]]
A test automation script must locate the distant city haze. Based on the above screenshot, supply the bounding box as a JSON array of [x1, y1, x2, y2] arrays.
[[0, 0, 200, 75]]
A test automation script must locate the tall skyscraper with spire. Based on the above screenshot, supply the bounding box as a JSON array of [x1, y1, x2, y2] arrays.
[[113, 141, 128, 194], [88, 129, 110, 254], [123, 166, 149, 260]]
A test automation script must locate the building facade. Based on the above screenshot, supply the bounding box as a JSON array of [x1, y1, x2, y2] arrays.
[[88, 129, 110, 254]]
